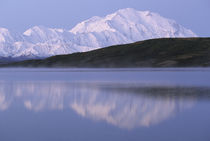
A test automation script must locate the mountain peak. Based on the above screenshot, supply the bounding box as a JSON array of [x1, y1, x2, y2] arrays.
[[117, 8, 137, 13], [70, 8, 142, 34], [70, 8, 196, 37], [117, 8, 151, 16], [0, 28, 15, 43], [23, 26, 48, 36], [115, 8, 153, 18]]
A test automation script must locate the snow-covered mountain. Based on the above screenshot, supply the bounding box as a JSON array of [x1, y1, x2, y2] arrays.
[[0, 8, 197, 58]]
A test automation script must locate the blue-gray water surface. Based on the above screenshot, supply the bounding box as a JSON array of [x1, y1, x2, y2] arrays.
[[0, 68, 210, 141]]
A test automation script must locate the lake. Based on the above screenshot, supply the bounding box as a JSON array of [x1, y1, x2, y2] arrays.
[[0, 68, 210, 141]]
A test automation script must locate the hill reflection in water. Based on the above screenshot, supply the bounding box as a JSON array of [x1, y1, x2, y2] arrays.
[[0, 81, 209, 129]]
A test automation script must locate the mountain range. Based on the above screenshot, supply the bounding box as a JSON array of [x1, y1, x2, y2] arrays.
[[0, 8, 197, 59]]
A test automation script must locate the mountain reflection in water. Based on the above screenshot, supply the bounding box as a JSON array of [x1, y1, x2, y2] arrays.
[[0, 81, 209, 129]]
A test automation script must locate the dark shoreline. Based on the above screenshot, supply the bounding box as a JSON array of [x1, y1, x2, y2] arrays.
[[1, 37, 210, 68]]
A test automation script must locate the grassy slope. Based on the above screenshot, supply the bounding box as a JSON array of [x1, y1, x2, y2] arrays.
[[1, 38, 210, 68]]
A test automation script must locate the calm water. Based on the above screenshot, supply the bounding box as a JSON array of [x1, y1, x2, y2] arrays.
[[0, 68, 210, 141]]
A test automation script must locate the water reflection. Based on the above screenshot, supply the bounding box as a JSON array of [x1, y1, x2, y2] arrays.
[[0, 81, 209, 129]]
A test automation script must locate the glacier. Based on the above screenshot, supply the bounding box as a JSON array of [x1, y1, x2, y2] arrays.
[[0, 8, 197, 59]]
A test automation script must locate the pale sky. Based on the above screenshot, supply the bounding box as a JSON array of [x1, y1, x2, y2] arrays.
[[0, 0, 209, 36]]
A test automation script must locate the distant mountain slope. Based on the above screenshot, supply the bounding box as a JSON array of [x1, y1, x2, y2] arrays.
[[2, 38, 210, 68], [0, 8, 196, 58]]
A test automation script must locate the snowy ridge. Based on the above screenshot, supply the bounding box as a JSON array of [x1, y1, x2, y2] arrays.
[[0, 8, 197, 58]]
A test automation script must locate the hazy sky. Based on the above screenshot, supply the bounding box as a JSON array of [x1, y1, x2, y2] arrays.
[[0, 0, 209, 36]]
